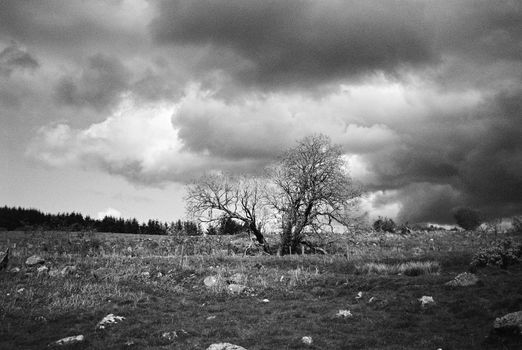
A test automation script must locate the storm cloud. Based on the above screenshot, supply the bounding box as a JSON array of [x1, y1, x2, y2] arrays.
[[3, 0, 522, 224]]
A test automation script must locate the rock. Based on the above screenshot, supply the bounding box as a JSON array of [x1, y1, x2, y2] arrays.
[[301, 336, 313, 345], [16, 288, 24, 293], [336, 309, 353, 318], [37, 265, 49, 275], [161, 329, 189, 342], [445, 272, 479, 287], [157, 272, 163, 278], [493, 311, 522, 335], [204, 276, 218, 287], [262, 299, 270, 303], [9, 267, 20, 273], [141, 271, 150, 278], [355, 291, 363, 299], [206, 315, 216, 320], [418, 295, 435, 308], [227, 284, 246, 294], [25, 255, 45, 266], [206, 343, 247, 350], [53, 334, 85, 346], [96, 313, 125, 329], [368, 297, 376, 303]]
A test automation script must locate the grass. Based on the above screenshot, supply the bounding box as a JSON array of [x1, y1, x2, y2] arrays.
[[0, 230, 521, 349], [355, 261, 441, 276]]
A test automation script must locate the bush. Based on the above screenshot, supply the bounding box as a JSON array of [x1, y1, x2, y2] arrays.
[[470, 239, 522, 270], [453, 207, 482, 231], [373, 216, 396, 233]]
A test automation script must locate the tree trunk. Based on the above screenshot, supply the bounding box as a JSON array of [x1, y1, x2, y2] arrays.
[[249, 221, 270, 254]]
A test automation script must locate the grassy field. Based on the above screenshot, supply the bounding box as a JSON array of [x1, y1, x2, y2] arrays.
[[0, 229, 521, 349]]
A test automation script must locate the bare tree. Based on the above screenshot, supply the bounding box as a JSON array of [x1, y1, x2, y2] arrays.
[[268, 134, 361, 254], [185, 173, 270, 252]]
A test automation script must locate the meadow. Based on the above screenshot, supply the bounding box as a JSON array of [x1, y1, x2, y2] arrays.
[[0, 229, 521, 349]]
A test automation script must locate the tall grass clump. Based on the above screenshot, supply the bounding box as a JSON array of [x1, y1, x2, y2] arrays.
[[356, 260, 440, 276]]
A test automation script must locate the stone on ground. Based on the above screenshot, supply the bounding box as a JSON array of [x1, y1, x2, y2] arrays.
[[96, 313, 125, 329], [418, 295, 435, 308], [53, 334, 85, 346], [445, 272, 479, 287], [206, 342, 247, 350], [204, 276, 218, 287], [336, 309, 353, 318], [25, 255, 45, 266], [493, 311, 522, 334], [301, 336, 313, 345]]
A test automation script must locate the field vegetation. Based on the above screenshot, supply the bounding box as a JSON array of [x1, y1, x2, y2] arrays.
[[1, 228, 521, 349]]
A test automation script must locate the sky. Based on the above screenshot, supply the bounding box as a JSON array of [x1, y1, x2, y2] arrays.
[[1, 0, 521, 225]]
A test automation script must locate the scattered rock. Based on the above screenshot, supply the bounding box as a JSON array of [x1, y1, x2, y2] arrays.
[[301, 336, 313, 345], [227, 283, 246, 294], [10, 267, 20, 273], [336, 309, 353, 318], [445, 272, 479, 287], [206, 343, 247, 350], [418, 296, 435, 308], [204, 276, 218, 287], [96, 313, 125, 330], [493, 311, 522, 335], [140, 271, 150, 278], [37, 265, 49, 275], [161, 329, 189, 342], [25, 255, 45, 267], [53, 334, 85, 346]]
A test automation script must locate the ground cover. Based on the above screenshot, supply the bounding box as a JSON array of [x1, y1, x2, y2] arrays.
[[0, 230, 521, 349]]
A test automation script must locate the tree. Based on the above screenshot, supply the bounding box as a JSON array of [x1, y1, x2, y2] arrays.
[[268, 134, 361, 254], [453, 207, 482, 231], [185, 173, 270, 251]]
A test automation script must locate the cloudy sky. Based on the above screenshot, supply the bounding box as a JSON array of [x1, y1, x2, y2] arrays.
[[1, 0, 521, 224]]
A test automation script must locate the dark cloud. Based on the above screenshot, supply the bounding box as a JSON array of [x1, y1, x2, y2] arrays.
[[151, 0, 436, 90], [365, 87, 522, 223], [0, 42, 38, 76], [54, 54, 130, 110]]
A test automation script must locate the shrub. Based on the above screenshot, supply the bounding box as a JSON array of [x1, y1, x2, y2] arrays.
[[470, 239, 522, 270], [453, 207, 482, 231], [373, 216, 396, 233]]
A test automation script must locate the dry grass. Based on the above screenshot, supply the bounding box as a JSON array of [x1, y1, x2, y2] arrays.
[[0, 230, 521, 349], [356, 260, 441, 276]]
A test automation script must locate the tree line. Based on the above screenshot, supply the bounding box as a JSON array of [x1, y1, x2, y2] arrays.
[[0, 206, 245, 236]]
